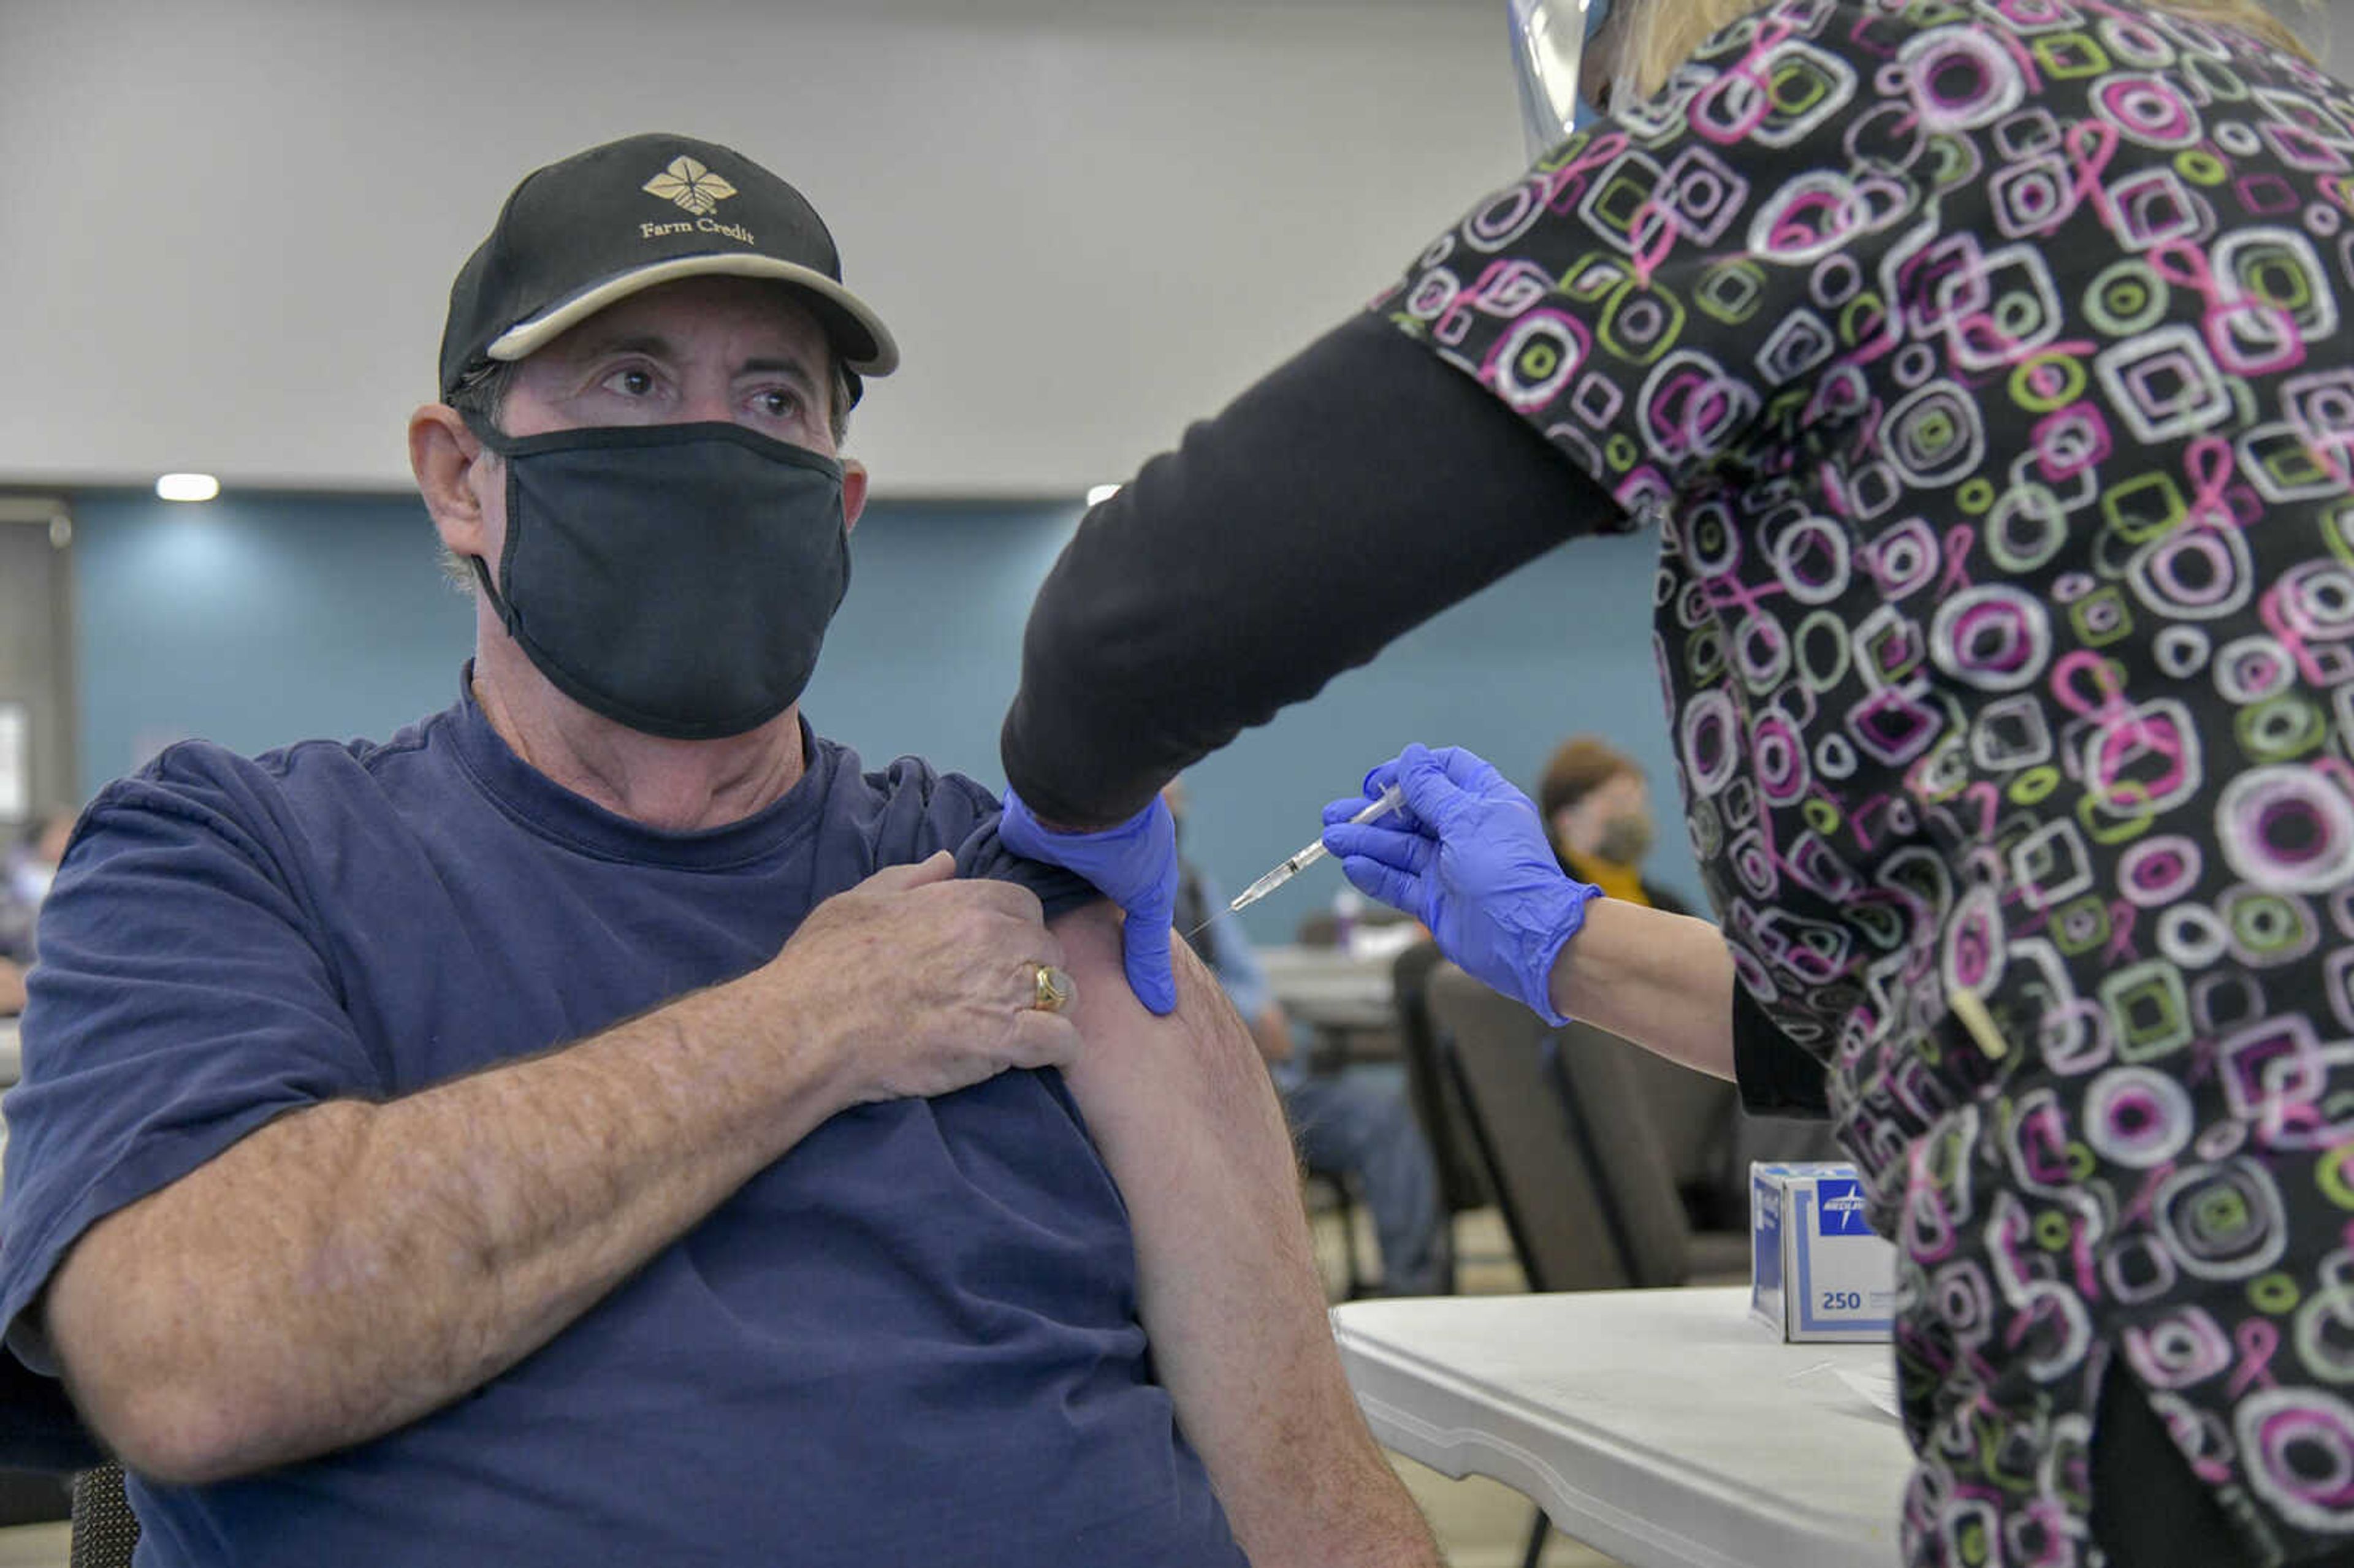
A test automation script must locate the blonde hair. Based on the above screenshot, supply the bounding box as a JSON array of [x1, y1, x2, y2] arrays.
[[1607, 0, 2318, 101]]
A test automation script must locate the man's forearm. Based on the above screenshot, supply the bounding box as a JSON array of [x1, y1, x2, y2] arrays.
[[45, 973, 846, 1485], [1058, 908, 1442, 1568], [1547, 899, 1738, 1080]]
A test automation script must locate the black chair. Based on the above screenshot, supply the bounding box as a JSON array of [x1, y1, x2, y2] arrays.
[[1, 1350, 140, 1567], [1425, 965, 1689, 1292], [1616, 1026, 1841, 1234], [1620, 1037, 1740, 1227], [1390, 939, 1492, 1292]]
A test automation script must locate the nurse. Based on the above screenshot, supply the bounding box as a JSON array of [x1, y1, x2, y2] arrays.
[[996, 1, 2354, 1564]]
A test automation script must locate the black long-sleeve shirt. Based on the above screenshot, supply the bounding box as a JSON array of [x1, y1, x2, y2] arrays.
[[1000, 312, 1825, 1115], [1002, 313, 1589, 828]]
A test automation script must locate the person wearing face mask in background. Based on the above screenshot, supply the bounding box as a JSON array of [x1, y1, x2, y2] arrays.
[[1164, 780, 1449, 1298], [0, 810, 70, 1017], [1533, 736, 1689, 919], [0, 134, 1441, 1568]]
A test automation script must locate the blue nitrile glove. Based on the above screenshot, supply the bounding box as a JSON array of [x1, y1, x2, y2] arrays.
[[1319, 743, 1601, 1024], [998, 788, 1179, 1014]]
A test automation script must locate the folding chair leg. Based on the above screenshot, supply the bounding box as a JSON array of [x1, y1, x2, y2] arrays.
[[1519, 1508, 1548, 1568], [1336, 1181, 1368, 1299]]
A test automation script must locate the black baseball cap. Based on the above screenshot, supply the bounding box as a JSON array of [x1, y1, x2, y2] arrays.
[[438, 132, 897, 404]]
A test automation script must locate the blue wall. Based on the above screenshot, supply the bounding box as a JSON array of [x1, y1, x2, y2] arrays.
[[74, 492, 478, 787], [72, 492, 1695, 935]]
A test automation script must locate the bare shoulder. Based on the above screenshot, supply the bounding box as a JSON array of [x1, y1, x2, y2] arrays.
[[1045, 897, 1126, 980], [1047, 901, 1273, 1124]]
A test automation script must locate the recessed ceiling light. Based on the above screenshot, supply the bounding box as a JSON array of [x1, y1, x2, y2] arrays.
[[156, 473, 221, 503]]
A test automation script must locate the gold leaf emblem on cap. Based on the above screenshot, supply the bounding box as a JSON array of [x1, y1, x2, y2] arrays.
[[642, 156, 739, 217]]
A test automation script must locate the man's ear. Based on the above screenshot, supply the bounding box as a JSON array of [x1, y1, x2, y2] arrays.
[[840, 458, 869, 536], [409, 403, 491, 560]]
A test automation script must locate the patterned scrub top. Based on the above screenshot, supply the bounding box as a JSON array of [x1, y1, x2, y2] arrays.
[[1374, 2, 2354, 1563]]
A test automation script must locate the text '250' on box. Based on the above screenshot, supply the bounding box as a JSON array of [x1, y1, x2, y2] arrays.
[[1750, 1162, 1897, 1342]]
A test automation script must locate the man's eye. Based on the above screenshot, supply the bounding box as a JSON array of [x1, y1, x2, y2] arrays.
[[756, 389, 802, 419], [604, 367, 655, 397]]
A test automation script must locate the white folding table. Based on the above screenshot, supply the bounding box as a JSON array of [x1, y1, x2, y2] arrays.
[[1332, 1287, 1915, 1568], [1259, 943, 1400, 1033]]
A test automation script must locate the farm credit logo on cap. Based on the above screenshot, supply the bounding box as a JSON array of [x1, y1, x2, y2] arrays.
[[643, 155, 738, 216], [638, 155, 756, 245]]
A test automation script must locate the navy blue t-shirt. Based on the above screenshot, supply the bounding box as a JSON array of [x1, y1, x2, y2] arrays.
[[0, 685, 1246, 1567]]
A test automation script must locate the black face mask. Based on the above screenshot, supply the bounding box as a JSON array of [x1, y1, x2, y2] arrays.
[[464, 417, 851, 740], [1593, 812, 1654, 867]]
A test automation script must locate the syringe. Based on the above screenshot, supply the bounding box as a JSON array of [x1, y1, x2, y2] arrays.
[[1228, 782, 1409, 916]]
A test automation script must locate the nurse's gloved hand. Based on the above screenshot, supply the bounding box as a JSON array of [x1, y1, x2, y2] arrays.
[[1320, 743, 1600, 1024], [997, 788, 1179, 1015]]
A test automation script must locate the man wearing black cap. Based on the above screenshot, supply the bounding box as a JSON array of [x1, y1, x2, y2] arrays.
[[0, 134, 1439, 1567]]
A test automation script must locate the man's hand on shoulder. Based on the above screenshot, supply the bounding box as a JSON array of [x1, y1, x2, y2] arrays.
[[745, 851, 1083, 1108]]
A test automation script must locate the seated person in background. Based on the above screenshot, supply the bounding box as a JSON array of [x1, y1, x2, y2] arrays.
[[1165, 779, 1447, 1297], [1534, 735, 1690, 916], [0, 809, 70, 1016], [0, 134, 1439, 1568]]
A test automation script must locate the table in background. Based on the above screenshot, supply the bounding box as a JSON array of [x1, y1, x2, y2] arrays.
[[1258, 943, 1401, 1067], [1332, 1287, 1913, 1568]]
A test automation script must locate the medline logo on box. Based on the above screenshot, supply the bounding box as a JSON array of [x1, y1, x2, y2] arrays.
[[1817, 1178, 1872, 1236]]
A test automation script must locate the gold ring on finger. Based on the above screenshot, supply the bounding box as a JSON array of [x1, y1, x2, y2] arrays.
[[1032, 963, 1075, 1014]]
